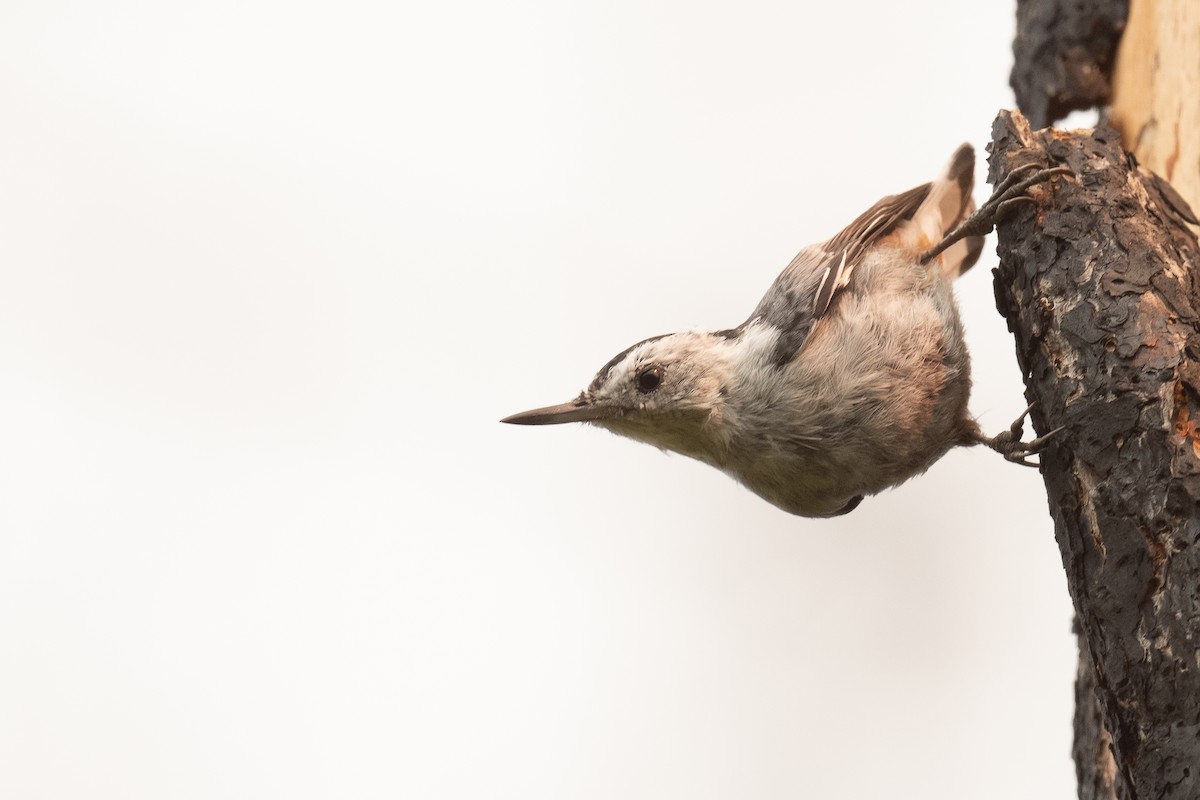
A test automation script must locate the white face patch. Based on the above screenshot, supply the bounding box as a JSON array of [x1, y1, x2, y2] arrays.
[[723, 321, 780, 368], [718, 322, 789, 403], [590, 332, 711, 403], [583, 331, 740, 463]]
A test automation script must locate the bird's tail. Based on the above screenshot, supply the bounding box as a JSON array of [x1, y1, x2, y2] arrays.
[[907, 143, 983, 280]]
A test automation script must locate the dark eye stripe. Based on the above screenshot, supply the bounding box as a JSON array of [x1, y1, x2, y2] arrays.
[[588, 334, 671, 393]]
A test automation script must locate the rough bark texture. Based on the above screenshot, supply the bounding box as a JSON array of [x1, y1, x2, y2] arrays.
[[989, 110, 1200, 800], [1073, 622, 1121, 799], [1011, 0, 1128, 128]]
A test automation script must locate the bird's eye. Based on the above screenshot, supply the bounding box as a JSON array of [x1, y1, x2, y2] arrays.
[[635, 365, 663, 394]]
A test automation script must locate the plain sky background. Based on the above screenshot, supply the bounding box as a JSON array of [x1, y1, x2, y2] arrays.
[[0, 1, 1081, 797]]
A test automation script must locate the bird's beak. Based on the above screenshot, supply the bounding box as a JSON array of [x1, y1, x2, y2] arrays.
[[500, 397, 619, 425]]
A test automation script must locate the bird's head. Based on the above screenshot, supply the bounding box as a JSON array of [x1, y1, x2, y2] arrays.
[[502, 331, 735, 463]]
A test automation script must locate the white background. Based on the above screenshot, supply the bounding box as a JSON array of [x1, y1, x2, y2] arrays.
[[0, 1, 1079, 797]]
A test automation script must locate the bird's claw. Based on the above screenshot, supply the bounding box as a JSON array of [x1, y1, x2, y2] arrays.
[[919, 164, 1072, 264], [981, 403, 1064, 468], [974, 165, 1073, 233]]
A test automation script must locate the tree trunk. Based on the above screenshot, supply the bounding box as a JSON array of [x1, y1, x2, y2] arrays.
[[1073, 625, 1120, 800], [989, 109, 1200, 800], [1010, 0, 1128, 129], [1006, 3, 1200, 798]]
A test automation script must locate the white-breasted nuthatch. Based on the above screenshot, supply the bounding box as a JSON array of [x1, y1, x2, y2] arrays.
[[503, 146, 1067, 517]]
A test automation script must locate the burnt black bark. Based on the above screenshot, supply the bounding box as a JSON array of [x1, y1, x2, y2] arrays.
[[1011, 0, 1128, 128], [989, 110, 1200, 800], [1074, 623, 1122, 800]]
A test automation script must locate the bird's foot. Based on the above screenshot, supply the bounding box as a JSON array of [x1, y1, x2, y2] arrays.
[[977, 403, 1064, 468], [920, 164, 1073, 264]]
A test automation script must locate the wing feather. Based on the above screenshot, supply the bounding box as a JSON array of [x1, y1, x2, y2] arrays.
[[749, 183, 932, 367], [812, 183, 931, 315]]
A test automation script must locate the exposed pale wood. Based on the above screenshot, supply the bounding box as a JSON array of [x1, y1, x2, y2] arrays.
[[1110, 0, 1200, 224]]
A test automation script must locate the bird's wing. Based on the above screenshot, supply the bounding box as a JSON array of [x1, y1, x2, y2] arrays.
[[748, 183, 932, 368], [812, 183, 932, 315]]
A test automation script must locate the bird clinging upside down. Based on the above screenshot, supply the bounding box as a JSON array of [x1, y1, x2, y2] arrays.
[[503, 145, 1068, 517]]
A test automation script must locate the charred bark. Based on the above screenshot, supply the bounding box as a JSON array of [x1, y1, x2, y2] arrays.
[[1011, 0, 1128, 128], [1073, 621, 1122, 799], [989, 109, 1200, 799]]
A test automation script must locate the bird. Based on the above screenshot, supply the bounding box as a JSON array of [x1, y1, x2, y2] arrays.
[[502, 146, 1067, 517]]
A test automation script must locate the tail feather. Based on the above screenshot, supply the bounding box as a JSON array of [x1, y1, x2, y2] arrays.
[[907, 143, 982, 279]]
